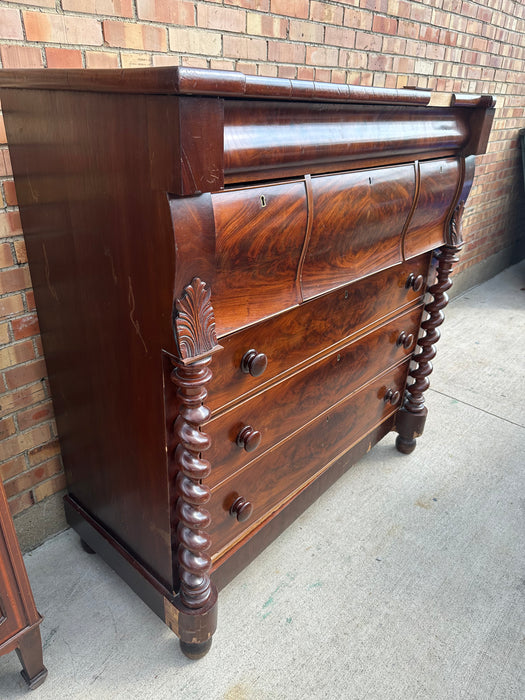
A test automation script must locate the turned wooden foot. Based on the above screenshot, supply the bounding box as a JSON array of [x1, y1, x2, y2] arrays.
[[179, 637, 213, 660], [395, 434, 417, 454], [16, 627, 48, 690], [80, 538, 96, 554]]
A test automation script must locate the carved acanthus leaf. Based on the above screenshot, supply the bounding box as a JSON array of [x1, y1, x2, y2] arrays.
[[174, 278, 221, 362]]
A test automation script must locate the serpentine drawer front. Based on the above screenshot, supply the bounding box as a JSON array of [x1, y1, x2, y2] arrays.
[[0, 67, 494, 661]]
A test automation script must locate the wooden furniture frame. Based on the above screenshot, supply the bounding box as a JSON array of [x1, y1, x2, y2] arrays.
[[0, 68, 494, 660], [0, 477, 47, 689]]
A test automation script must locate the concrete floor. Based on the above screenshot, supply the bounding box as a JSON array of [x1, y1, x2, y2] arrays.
[[1, 261, 524, 699]]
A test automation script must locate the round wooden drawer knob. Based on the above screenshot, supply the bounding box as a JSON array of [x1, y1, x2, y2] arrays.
[[396, 331, 415, 349], [241, 349, 268, 377], [406, 273, 424, 292], [384, 388, 401, 406], [236, 425, 262, 452], [230, 496, 253, 523]]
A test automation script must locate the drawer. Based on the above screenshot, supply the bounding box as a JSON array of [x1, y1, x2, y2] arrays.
[[207, 253, 430, 412], [211, 180, 307, 334], [403, 158, 460, 259], [207, 360, 411, 561], [301, 164, 416, 300], [206, 305, 423, 487]]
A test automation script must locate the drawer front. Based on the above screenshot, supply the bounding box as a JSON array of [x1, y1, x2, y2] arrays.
[[206, 305, 423, 487], [211, 181, 307, 334], [301, 164, 415, 300], [403, 158, 460, 259], [207, 360, 410, 561], [207, 253, 430, 412]]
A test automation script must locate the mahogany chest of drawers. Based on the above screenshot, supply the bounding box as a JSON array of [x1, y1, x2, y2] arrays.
[[0, 68, 494, 659]]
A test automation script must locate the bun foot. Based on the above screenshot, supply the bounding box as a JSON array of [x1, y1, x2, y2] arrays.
[[179, 638, 213, 660], [80, 538, 95, 554], [395, 434, 417, 454]]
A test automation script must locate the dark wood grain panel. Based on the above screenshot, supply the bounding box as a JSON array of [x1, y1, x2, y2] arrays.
[[403, 158, 460, 259], [206, 254, 430, 411], [211, 181, 307, 334], [207, 361, 410, 561], [224, 102, 468, 184], [301, 164, 415, 299], [206, 305, 423, 486]]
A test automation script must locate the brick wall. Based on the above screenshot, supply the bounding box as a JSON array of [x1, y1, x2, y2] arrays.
[[1, 0, 524, 548]]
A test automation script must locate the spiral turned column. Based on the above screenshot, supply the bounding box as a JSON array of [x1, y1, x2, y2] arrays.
[[168, 278, 222, 659], [395, 202, 465, 454]]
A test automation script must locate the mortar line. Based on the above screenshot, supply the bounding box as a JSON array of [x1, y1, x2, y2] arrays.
[[428, 388, 525, 429]]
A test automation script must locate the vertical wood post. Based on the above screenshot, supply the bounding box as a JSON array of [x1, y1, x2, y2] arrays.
[[168, 278, 222, 659]]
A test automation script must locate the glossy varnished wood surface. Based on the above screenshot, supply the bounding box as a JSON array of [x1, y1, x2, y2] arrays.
[[301, 164, 414, 298], [404, 158, 461, 259], [206, 254, 430, 412], [212, 181, 306, 333], [1, 87, 178, 589], [0, 67, 494, 656], [207, 361, 411, 561], [205, 305, 423, 486]]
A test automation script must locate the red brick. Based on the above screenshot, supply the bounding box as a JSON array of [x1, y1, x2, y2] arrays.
[[33, 472, 66, 502], [169, 27, 221, 55], [325, 26, 356, 49], [306, 45, 339, 67], [8, 490, 34, 517], [2, 181, 17, 207], [0, 242, 13, 269], [297, 66, 315, 80], [368, 54, 393, 72], [268, 41, 305, 64], [3, 358, 47, 390], [226, 0, 268, 9], [271, 0, 308, 19], [419, 25, 440, 43], [0, 415, 16, 441], [289, 20, 324, 43], [85, 51, 120, 68], [355, 31, 382, 52], [397, 19, 419, 39], [103, 20, 167, 51], [387, 0, 411, 19], [0, 455, 26, 482], [0, 321, 9, 345], [0, 150, 12, 178], [0, 267, 32, 295], [315, 68, 331, 82], [0, 211, 22, 238], [0, 382, 47, 416], [0, 294, 24, 318], [197, 4, 246, 33], [235, 62, 258, 76], [310, 1, 343, 25], [0, 117, 7, 145], [0, 45, 44, 69], [247, 13, 287, 38], [372, 15, 398, 35], [426, 44, 445, 61], [45, 47, 83, 69], [382, 36, 406, 55], [4, 458, 62, 499], [23, 11, 103, 45], [0, 339, 35, 371], [361, 0, 387, 10], [223, 35, 267, 61], [25, 290, 36, 311], [0, 8, 23, 40], [277, 65, 297, 79], [10, 313, 40, 342], [137, 0, 195, 25], [0, 424, 50, 462], [2, 0, 55, 6], [121, 53, 152, 68], [62, 0, 134, 17], [27, 438, 60, 467], [344, 8, 373, 31]]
